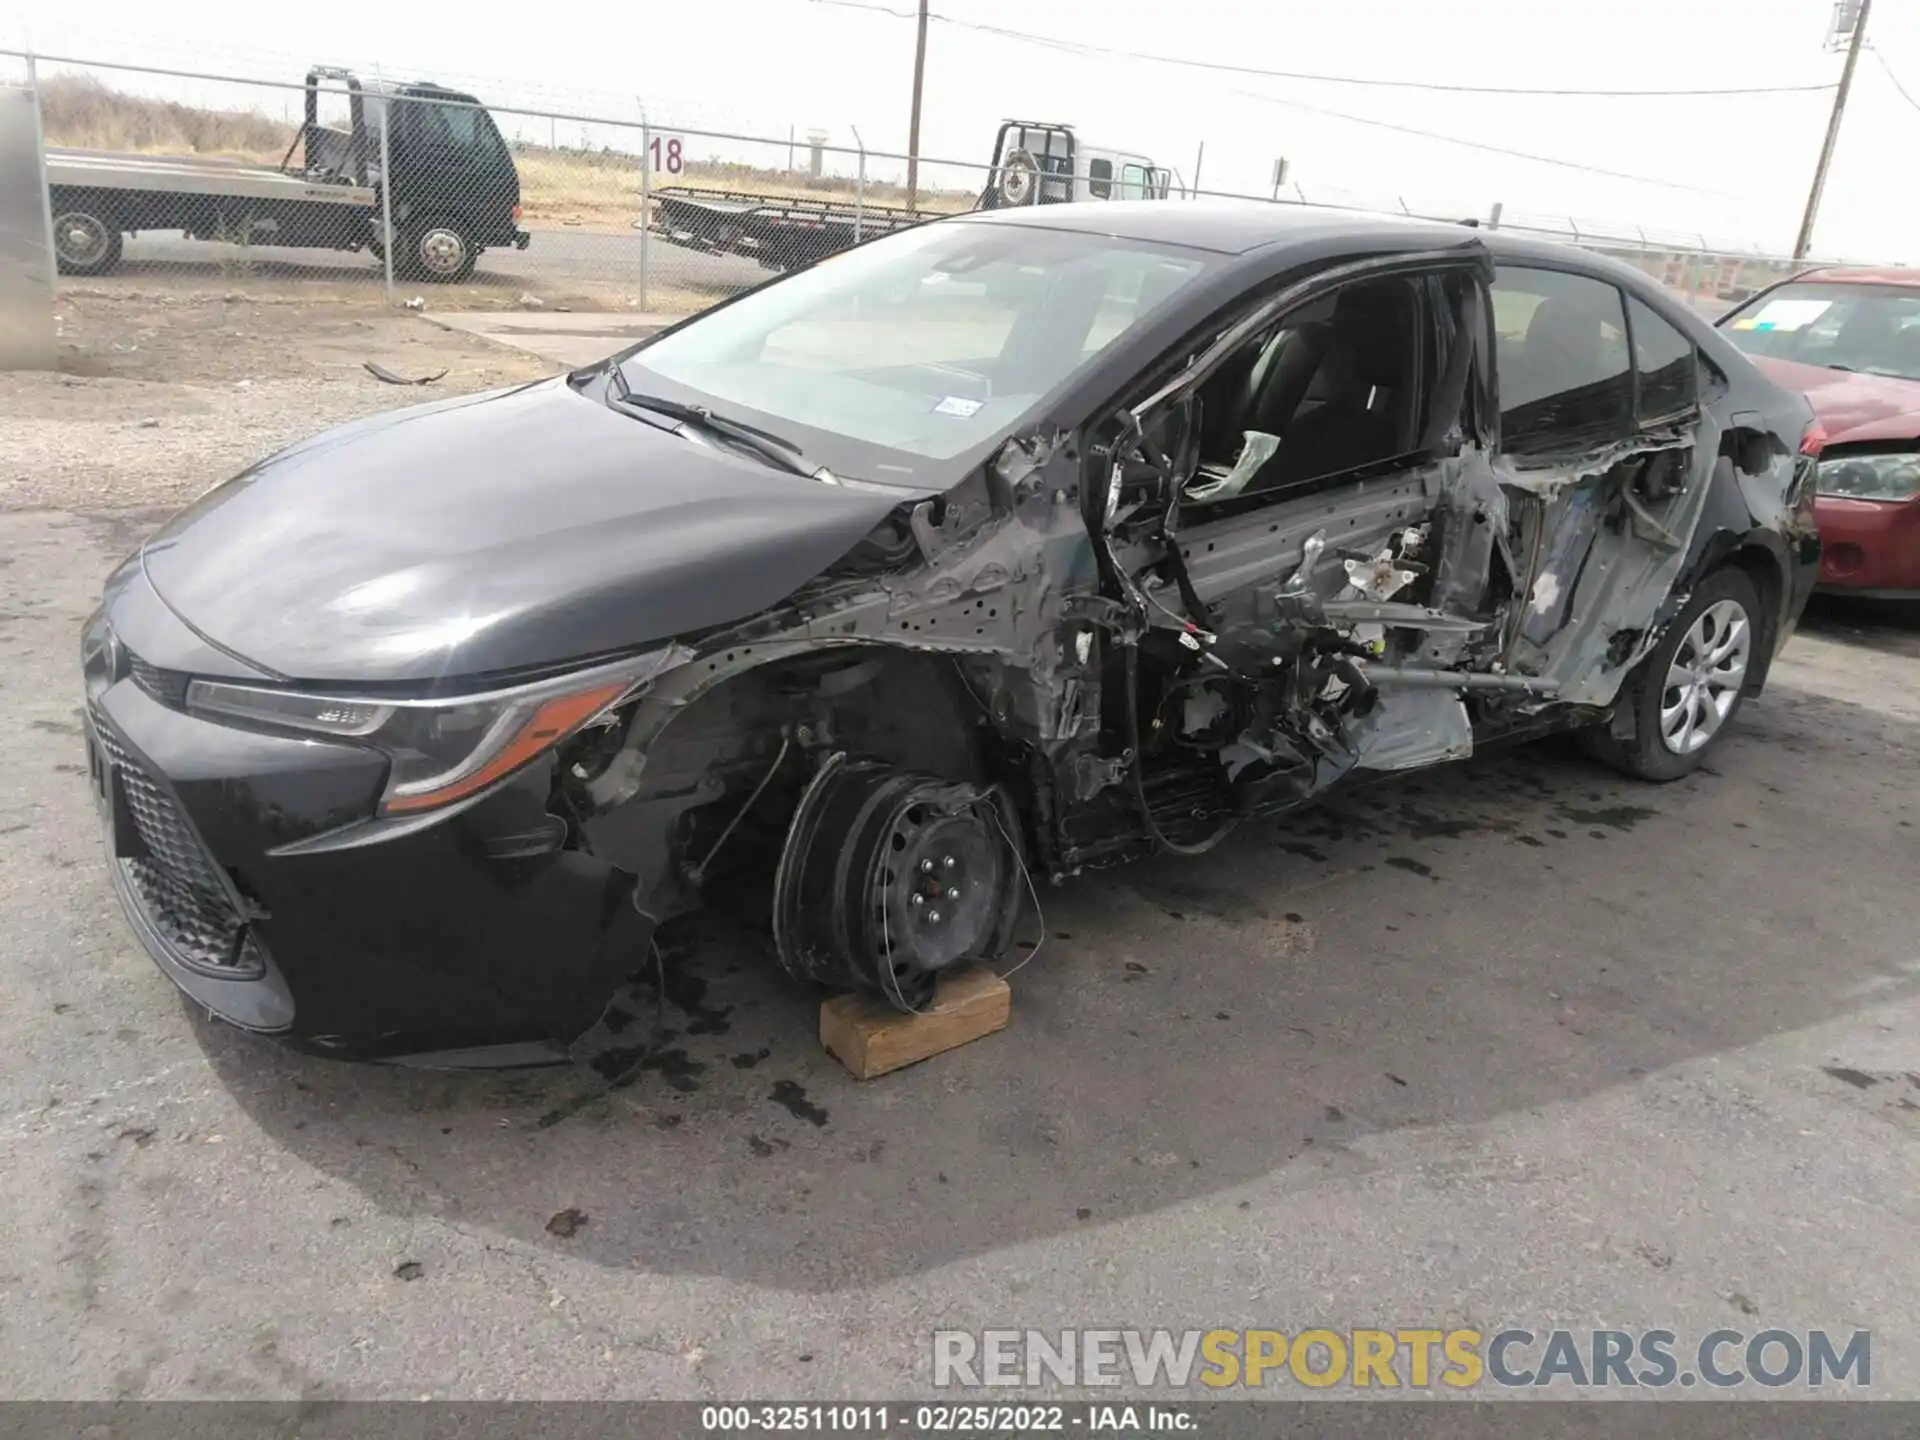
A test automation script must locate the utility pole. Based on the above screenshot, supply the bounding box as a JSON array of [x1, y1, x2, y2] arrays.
[[905, 0, 929, 213], [1795, 0, 1871, 259]]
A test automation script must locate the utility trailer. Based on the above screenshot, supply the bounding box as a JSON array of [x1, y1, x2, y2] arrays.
[[45, 67, 529, 282], [649, 187, 923, 271], [645, 119, 1177, 272]]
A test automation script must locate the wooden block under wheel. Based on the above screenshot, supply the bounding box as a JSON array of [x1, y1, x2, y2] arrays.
[[819, 965, 1011, 1080]]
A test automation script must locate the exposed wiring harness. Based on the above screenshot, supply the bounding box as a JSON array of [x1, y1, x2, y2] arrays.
[[684, 735, 791, 886], [1121, 640, 1239, 857]]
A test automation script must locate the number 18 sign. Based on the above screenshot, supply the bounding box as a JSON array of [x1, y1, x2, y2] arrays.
[[648, 134, 686, 176]]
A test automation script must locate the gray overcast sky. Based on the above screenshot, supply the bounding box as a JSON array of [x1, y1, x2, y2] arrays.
[[13, 0, 1920, 259]]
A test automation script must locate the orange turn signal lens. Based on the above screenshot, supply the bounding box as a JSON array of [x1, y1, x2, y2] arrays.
[[381, 680, 629, 814]]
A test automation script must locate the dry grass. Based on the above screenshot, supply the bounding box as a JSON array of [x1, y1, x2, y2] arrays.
[[512, 147, 976, 231], [39, 74, 976, 233], [39, 74, 294, 159]]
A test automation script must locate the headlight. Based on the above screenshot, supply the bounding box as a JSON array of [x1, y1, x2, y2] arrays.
[[185, 651, 675, 817], [1817, 453, 1920, 501], [81, 611, 122, 703]]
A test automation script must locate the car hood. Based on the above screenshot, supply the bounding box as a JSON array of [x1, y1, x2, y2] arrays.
[[1748, 356, 1920, 445], [139, 377, 924, 684]]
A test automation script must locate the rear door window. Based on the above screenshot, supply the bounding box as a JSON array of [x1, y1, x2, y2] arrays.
[[1087, 158, 1113, 200], [1491, 267, 1633, 455], [1627, 295, 1698, 424]]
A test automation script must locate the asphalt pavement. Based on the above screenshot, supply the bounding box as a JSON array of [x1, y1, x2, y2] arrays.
[[1, 491, 1917, 1400]]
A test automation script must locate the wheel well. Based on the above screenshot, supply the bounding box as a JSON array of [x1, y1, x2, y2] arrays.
[[1726, 544, 1785, 692], [48, 188, 121, 228], [763, 645, 993, 781], [568, 644, 1001, 921], [410, 211, 479, 235]]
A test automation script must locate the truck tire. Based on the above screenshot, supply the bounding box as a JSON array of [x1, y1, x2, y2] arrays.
[[400, 217, 477, 283], [997, 150, 1040, 207], [51, 205, 124, 277]]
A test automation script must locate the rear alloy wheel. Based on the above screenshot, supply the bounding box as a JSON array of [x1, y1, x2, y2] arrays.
[[53, 208, 123, 276], [1658, 598, 1752, 756], [1584, 567, 1762, 782], [403, 219, 476, 283]]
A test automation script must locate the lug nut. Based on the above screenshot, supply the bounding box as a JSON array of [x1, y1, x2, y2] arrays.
[[920, 858, 935, 873], [926, 909, 942, 924], [946, 887, 959, 900], [942, 854, 957, 869], [911, 892, 925, 907]]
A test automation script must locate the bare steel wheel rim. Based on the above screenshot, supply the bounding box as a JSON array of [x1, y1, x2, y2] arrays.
[[1659, 598, 1750, 755], [417, 227, 467, 276], [999, 150, 1038, 206], [56, 213, 110, 266]]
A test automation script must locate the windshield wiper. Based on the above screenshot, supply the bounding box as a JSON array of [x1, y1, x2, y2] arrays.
[[603, 366, 811, 476]]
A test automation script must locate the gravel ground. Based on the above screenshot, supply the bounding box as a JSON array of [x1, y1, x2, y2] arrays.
[[2, 299, 1918, 1407], [0, 288, 554, 515]]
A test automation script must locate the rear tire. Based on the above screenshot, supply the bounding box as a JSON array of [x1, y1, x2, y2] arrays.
[[1583, 567, 1762, 782], [52, 206, 123, 277], [399, 217, 477, 283]]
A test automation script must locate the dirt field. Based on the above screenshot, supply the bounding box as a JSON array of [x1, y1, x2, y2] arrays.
[[0, 289, 555, 516]]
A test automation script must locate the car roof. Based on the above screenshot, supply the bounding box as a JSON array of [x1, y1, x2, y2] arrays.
[[1792, 265, 1920, 287], [946, 201, 1681, 293], [953, 200, 1481, 257]]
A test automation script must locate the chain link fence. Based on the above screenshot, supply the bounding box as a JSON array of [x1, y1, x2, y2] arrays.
[[8, 47, 1877, 328]]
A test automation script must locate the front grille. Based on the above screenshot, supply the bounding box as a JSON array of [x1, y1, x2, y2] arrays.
[[94, 720, 266, 979], [128, 655, 191, 707]]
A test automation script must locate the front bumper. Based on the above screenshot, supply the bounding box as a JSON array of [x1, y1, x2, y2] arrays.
[[1813, 493, 1920, 597], [83, 581, 650, 1063]]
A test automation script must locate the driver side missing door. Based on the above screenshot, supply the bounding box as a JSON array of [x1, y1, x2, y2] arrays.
[[1186, 274, 1431, 503]]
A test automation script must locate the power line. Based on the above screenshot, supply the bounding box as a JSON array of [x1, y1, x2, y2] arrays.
[[1223, 86, 1757, 197], [807, 0, 1834, 98], [1869, 44, 1920, 114]]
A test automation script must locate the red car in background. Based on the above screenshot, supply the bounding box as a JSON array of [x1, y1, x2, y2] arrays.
[[1719, 267, 1920, 600]]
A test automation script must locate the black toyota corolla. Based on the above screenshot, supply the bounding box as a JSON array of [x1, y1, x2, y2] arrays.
[[82, 204, 1820, 1064]]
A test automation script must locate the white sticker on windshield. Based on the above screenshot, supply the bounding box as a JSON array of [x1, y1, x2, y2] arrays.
[[1733, 298, 1832, 333], [933, 396, 985, 418]]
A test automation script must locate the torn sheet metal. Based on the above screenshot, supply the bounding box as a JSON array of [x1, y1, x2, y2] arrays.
[[1497, 429, 1695, 499], [1353, 688, 1474, 772], [1507, 417, 1726, 706]]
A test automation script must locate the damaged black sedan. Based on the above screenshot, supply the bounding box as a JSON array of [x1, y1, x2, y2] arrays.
[[81, 204, 1820, 1063]]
